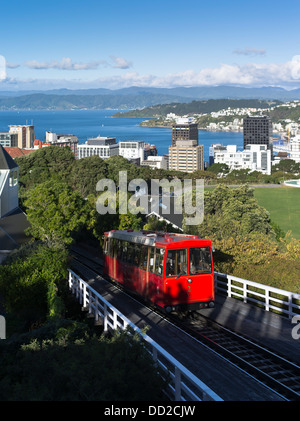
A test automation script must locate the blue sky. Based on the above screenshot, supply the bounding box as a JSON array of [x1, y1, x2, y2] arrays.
[[1, 0, 300, 90]]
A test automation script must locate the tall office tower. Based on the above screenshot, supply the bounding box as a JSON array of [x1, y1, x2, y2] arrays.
[[168, 140, 204, 173], [243, 116, 273, 154], [9, 125, 35, 149], [172, 122, 198, 146]]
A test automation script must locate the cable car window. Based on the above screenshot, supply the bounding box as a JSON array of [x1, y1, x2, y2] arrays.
[[109, 238, 114, 257], [133, 244, 140, 266], [139, 245, 148, 271], [149, 247, 155, 273], [122, 241, 128, 262], [189, 247, 212, 274], [166, 249, 187, 277], [127, 243, 135, 265], [154, 248, 164, 276], [104, 238, 109, 255], [116, 239, 122, 259]]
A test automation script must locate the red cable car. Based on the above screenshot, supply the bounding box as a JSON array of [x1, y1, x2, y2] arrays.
[[103, 230, 215, 312]]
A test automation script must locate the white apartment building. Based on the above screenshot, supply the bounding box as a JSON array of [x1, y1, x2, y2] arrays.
[[289, 135, 300, 163], [141, 155, 168, 170], [78, 136, 119, 159], [45, 131, 79, 159], [119, 140, 145, 163], [214, 144, 271, 175]]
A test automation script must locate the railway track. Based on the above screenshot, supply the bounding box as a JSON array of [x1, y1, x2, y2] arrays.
[[70, 248, 300, 401], [180, 314, 300, 401]]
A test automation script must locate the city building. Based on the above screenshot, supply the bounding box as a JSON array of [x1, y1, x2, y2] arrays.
[[0, 132, 18, 148], [214, 144, 271, 175], [78, 136, 119, 159], [141, 155, 168, 170], [172, 122, 198, 146], [243, 116, 273, 155], [144, 142, 158, 159], [119, 140, 145, 164], [9, 125, 35, 149], [289, 135, 300, 163], [209, 144, 227, 166], [0, 145, 19, 218], [45, 131, 79, 159], [168, 140, 204, 173]]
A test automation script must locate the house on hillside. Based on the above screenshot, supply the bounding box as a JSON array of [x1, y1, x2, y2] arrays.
[[0, 145, 31, 264], [0, 145, 19, 218]]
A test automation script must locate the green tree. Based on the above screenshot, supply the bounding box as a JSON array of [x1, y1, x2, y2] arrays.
[[0, 325, 168, 401], [24, 179, 90, 245], [0, 242, 68, 319], [185, 185, 274, 240]]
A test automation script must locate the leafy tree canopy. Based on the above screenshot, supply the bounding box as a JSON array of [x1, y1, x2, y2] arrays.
[[24, 179, 90, 245]]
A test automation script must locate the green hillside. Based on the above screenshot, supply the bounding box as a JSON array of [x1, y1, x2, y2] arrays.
[[113, 99, 281, 118]]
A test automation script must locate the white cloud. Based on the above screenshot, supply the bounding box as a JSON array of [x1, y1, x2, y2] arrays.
[[24, 57, 104, 70], [0, 55, 6, 81], [6, 62, 20, 69], [233, 47, 266, 56], [23, 56, 133, 71], [110, 56, 133, 69]]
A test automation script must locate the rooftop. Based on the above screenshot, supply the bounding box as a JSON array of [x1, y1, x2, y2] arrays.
[[4, 147, 36, 159], [0, 145, 18, 170]]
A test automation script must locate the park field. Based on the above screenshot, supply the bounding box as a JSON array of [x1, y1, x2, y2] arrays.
[[253, 186, 300, 239]]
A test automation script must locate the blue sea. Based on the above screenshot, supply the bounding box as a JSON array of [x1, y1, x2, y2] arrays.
[[0, 109, 243, 163]]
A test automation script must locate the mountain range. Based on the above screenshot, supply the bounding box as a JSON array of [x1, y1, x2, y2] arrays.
[[0, 85, 300, 110]]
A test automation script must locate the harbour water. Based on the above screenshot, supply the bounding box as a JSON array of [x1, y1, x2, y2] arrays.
[[0, 109, 243, 162]]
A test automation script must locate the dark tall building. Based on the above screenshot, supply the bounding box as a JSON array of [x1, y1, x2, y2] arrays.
[[172, 122, 198, 146], [243, 116, 273, 154]]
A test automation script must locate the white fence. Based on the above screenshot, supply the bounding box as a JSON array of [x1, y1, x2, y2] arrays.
[[215, 272, 300, 319], [68, 269, 222, 402]]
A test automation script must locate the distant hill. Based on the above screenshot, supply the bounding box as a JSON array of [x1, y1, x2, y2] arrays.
[[113, 99, 282, 118], [0, 85, 300, 110], [0, 93, 190, 111]]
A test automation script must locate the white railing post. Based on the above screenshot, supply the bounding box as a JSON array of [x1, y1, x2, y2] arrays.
[[88, 288, 92, 316], [288, 293, 293, 320], [83, 282, 87, 309], [103, 303, 108, 332], [243, 282, 247, 303], [265, 287, 270, 312], [227, 275, 232, 298]]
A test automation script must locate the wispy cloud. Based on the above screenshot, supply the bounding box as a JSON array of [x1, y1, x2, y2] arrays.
[[23, 56, 133, 71], [0, 55, 6, 81], [233, 47, 266, 56], [110, 56, 132, 69], [25, 57, 104, 70], [6, 62, 20, 69]]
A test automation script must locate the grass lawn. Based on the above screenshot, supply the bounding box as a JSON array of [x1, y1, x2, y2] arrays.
[[253, 186, 300, 239]]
